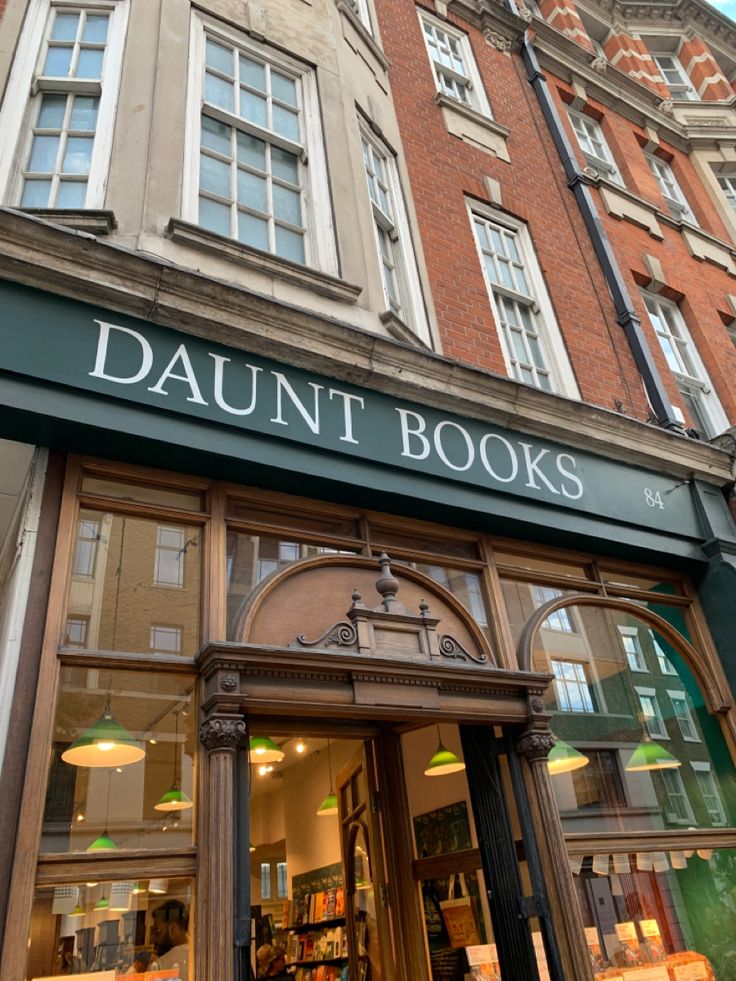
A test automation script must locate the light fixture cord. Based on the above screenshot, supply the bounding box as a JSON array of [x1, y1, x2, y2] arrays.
[[173, 711, 180, 785], [104, 769, 112, 833]]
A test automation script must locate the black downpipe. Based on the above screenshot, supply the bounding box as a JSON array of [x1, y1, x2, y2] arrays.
[[234, 734, 252, 981], [504, 1, 682, 431]]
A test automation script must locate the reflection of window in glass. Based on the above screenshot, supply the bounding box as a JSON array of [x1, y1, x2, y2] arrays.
[[635, 687, 669, 739], [277, 861, 288, 899], [64, 616, 89, 649], [661, 768, 695, 823], [154, 526, 186, 588], [534, 586, 574, 632], [692, 762, 726, 826], [150, 624, 183, 655], [260, 862, 271, 900], [552, 660, 595, 713], [618, 626, 647, 672], [571, 749, 627, 809], [668, 690, 700, 741], [653, 633, 677, 674], [72, 517, 100, 577]]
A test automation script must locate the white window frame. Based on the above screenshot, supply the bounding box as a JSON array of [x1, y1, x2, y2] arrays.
[[417, 10, 492, 117], [652, 53, 699, 101], [344, 0, 373, 34], [644, 152, 697, 225], [667, 689, 700, 742], [551, 659, 595, 713], [360, 123, 429, 344], [149, 624, 183, 655], [0, 0, 129, 208], [642, 291, 728, 438], [183, 12, 338, 276], [534, 586, 576, 633], [567, 109, 623, 185], [716, 173, 736, 215], [652, 632, 678, 675], [635, 686, 669, 740], [691, 762, 727, 826], [661, 767, 695, 824], [469, 203, 580, 398], [618, 625, 648, 673]]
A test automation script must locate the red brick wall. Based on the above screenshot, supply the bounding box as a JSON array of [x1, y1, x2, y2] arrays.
[[374, 0, 653, 423], [551, 79, 736, 427]]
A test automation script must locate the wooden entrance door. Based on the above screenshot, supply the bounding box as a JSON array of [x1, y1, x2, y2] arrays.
[[336, 743, 395, 981]]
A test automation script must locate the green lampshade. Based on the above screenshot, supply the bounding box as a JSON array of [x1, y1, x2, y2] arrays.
[[61, 706, 145, 768], [154, 785, 193, 812], [547, 739, 589, 775], [69, 903, 85, 917], [249, 735, 284, 764], [317, 791, 338, 816], [94, 896, 110, 911], [86, 830, 118, 851], [132, 882, 147, 894], [625, 737, 681, 772], [424, 743, 465, 777]]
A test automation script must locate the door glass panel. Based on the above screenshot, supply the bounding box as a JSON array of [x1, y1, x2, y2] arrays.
[[248, 731, 390, 980]]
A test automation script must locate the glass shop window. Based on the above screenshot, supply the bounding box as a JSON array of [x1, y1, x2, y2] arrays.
[[225, 531, 358, 639], [41, 667, 195, 853], [536, 605, 736, 834], [571, 848, 736, 978], [26, 876, 193, 979], [65, 510, 201, 655]]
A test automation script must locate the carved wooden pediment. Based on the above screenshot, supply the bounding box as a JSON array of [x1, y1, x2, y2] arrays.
[[238, 553, 495, 669]]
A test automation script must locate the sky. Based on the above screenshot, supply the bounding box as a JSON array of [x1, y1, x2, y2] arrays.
[[708, 0, 736, 24]]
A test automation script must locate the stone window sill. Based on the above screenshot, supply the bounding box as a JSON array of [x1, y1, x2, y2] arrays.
[[166, 218, 363, 304], [592, 176, 736, 275], [335, 0, 389, 73], [21, 208, 117, 235], [434, 93, 511, 162], [379, 309, 432, 350]]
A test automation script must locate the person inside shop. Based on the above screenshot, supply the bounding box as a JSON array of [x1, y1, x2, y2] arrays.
[[150, 898, 190, 979], [256, 943, 291, 979], [125, 950, 153, 974]]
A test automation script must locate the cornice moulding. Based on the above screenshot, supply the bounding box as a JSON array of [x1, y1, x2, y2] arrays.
[[0, 208, 732, 485]]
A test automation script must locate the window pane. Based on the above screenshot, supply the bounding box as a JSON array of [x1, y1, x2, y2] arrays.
[[65, 510, 200, 654], [83, 14, 109, 43], [56, 180, 87, 208], [41, 667, 194, 853], [69, 95, 99, 130], [28, 135, 60, 173], [62, 136, 93, 174], [20, 180, 52, 207], [26, 877, 193, 977], [199, 196, 231, 236], [43, 45, 73, 77], [271, 145, 299, 184], [240, 54, 266, 90], [202, 115, 232, 157], [206, 38, 233, 75], [205, 71, 234, 112], [275, 225, 305, 263], [237, 131, 266, 170], [237, 170, 268, 213], [75, 47, 104, 79], [237, 211, 270, 251], [240, 89, 268, 127], [273, 183, 301, 225], [272, 104, 299, 141], [50, 12, 80, 41], [200, 153, 231, 197], [38, 94, 67, 129], [272, 71, 297, 106]]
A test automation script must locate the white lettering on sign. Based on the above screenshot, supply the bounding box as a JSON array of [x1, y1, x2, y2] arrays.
[[87, 320, 586, 502]]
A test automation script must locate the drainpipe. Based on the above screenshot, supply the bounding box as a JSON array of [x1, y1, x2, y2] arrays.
[[503, 1, 683, 432]]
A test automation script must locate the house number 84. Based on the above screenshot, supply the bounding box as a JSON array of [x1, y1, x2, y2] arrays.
[[644, 488, 664, 509]]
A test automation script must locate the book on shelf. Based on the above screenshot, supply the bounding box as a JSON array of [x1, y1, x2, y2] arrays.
[[294, 888, 346, 927]]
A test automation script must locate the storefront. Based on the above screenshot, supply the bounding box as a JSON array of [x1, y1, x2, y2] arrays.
[[3, 277, 736, 981]]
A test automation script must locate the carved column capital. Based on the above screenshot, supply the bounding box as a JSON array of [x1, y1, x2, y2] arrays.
[[200, 714, 246, 753], [516, 727, 555, 763]]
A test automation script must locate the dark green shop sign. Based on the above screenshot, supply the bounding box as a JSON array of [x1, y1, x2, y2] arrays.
[[0, 281, 701, 538]]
